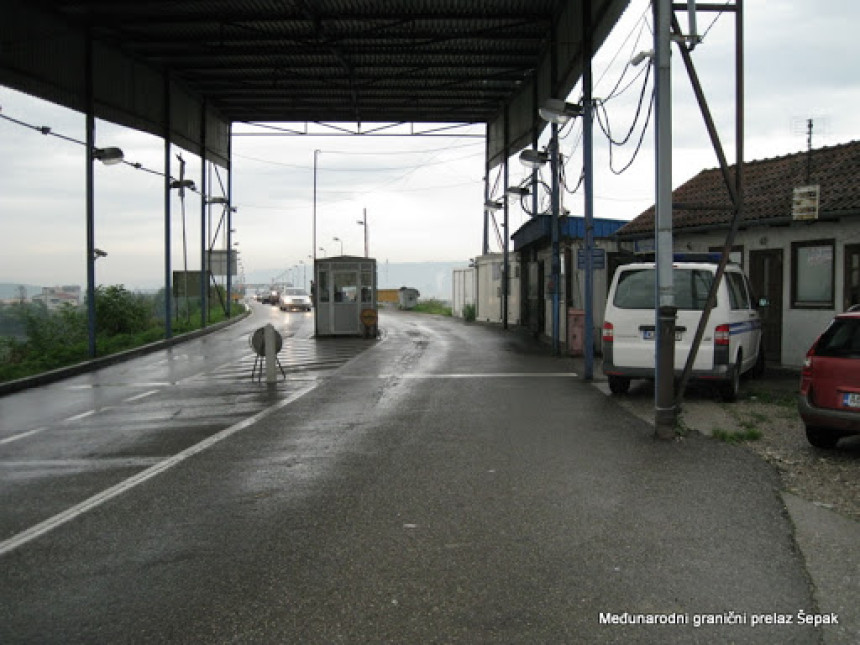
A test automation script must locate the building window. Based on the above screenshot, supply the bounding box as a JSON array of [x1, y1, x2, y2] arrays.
[[792, 239, 834, 309]]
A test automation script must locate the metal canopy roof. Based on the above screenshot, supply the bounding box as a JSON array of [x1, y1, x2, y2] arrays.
[[2, 0, 629, 167]]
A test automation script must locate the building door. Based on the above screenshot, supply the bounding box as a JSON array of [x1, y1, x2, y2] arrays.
[[843, 244, 860, 311], [749, 249, 783, 364]]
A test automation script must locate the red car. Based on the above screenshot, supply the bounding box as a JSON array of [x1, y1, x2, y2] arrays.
[[798, 308, 860, 448]]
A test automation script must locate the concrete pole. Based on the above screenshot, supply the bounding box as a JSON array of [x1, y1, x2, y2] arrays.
[[654, 0, 677, 438], [583, 0, 595, 379]]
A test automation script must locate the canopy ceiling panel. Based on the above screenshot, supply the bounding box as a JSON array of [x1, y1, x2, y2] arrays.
[[1, 0, 629, 170]]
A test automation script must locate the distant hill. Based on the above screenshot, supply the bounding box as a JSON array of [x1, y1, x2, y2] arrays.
[[246, 261, 468, 302]]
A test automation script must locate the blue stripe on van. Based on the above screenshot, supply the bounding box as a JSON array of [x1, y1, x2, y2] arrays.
[[728, 320, 761, 335]]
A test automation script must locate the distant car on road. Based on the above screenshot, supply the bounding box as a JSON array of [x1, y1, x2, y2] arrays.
[[279, 287, 313, 312], [798, 307, 860, 448]]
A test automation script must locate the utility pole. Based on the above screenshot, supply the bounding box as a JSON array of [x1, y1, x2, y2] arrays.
[[654, 0, 677, 438]]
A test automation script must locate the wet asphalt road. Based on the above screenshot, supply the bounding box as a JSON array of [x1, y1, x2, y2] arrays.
[[0, 307, 825, 643]]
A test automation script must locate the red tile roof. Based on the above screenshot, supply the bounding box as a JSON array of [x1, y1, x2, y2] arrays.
[[617, 140, 860, 237]]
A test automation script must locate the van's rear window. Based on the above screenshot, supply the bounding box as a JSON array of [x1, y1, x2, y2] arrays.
[[613, 269, 714, 310]]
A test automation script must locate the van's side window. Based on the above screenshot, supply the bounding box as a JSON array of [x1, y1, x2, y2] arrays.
[[726, 272, 750, 310]]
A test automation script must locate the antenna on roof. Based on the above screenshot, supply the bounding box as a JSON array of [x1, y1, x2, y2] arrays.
[[805, 118, 814, 183]]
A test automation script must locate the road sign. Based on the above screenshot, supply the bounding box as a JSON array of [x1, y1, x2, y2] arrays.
[[360, 308, 378, 327], [577, 248, 606, 270]]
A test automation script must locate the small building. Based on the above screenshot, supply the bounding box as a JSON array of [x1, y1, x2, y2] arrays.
[[398, 287, 420, 310], [314, 256, 377, 337], [449, 253, 520, 325], [614, 140, 860, 368], [32, 285, 82, 310], [512, 215, 627, 352], [377, 288, 401, 306]]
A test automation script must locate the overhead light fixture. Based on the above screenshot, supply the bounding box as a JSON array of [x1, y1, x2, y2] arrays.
[[93, 248, 108, 259], [92, 146, 124, 165], [170, 179, 196, 190], [539, 98, 583, 125], [519, 148, 549, 169], [630, 49, 654, 66], [206, 196, 229, 205], [484, 199, 503, 211]]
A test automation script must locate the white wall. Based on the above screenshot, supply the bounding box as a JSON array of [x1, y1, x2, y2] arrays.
[[451, 267, 476, 319], [671, 219, 855, 367], [475, 253, 520, 325]]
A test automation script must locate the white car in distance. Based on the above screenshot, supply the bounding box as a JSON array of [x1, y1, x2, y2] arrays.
[[279, 287, 313, 312]]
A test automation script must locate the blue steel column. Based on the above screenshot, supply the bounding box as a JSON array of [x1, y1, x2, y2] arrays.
[[85, 34, 96, 358], [200, 102, 207, 327], [483, 135, 490, 255], [164, 74, 172, 339], [226, 125, 233, 317], [550, 123, 560, 354], [502, 108, 509, 330], [582, 0, 595, 379]]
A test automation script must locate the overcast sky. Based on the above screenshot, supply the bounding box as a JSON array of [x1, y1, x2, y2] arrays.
[[2, 0, 858, 291]]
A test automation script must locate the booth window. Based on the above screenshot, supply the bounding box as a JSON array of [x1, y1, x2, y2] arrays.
[[334, 273, 358, 303], [792, 240, 834, 309], [361, 270, 373, 303]]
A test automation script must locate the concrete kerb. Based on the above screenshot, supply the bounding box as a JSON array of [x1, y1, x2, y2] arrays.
[[0, 308, 251, 397]]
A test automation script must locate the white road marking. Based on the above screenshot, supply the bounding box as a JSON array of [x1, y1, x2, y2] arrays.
[[123, 390, 159, 403], [0, 382, 319, 557], [0, 428, 46, 445], [66, 410, 96, 422]]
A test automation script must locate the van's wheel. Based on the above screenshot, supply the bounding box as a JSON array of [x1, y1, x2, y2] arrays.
[[719, 354, 741, 402], [608, 376, 631, 394]]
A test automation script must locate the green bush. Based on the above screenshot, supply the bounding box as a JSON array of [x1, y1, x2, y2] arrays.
[[0, 284, 244, 384], [463, 303, 476, 322], [411, 299, 452, 316]]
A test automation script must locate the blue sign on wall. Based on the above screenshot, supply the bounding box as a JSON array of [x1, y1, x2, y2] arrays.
[[577, 248, 606, 270]]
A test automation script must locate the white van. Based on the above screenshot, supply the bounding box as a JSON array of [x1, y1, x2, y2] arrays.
[[602, 257, 765, 400]]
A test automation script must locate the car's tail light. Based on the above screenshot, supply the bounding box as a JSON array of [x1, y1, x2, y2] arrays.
[[602, 321, 614, 342], [714, 324, 730, 346]]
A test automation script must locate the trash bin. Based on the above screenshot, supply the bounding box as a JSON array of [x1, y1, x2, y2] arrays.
[[567, 308, 585, 356]]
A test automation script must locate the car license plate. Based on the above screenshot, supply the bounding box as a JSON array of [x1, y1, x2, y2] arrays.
[[641, 330, 683, 341], [842, 393, 860, 408]]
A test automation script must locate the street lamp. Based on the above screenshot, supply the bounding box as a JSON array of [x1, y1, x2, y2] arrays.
[[313, 150, 320, 262], [319, 246, 327, 258], [537, 94, 592, 375], [86, 142, 125, 358], [538, 99, 583, 124], [357, 208, 369, 257], [333, 236, 343, 256], [92, 146, 124, 165]]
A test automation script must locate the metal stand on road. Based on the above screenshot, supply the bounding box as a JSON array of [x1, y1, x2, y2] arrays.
[[249, 324, 285, 382]]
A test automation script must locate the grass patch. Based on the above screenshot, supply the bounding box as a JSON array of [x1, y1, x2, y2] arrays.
[[712, 428, 763, 443], [744, 386, 797, 408], [410, 299, 452, 316]]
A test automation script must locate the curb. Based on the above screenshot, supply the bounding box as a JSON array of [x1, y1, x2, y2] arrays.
[[0, 309, 251, 397]]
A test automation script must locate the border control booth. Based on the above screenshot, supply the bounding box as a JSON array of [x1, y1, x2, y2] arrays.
[[314, 257, 378, 337]]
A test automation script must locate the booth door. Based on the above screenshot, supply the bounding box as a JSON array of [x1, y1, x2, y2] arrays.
[[333, 270, 360, 334]]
